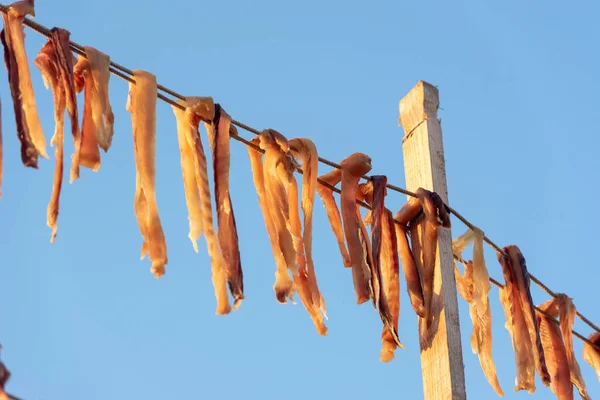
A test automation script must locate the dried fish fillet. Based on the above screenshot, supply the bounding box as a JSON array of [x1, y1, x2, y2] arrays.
[[498, 246, 550, 392], [507, 246, 551, 386], [73, 56, 100, 171], [316, 168, 351, 268], [536, 300, 572, 400], [258, 130, 297, 302], [34, 29, 78, 242], [555, 295, 590, 400], [290, 138, 327, 334], [536, 295, 591, 400], [83, 46, 114, 151], [126, 70, 168, 278], [46, 28, 81, 184], [339, 153, 373, 304], [173, 99, 204, 253], [453, 228, 503, 396], [248, 136, 292, 303], [415, 188, 441, 327], [583, 332, 600, 382], [205, 105, 244, 308], [0, 0, 47, 165], [358, 177, 403, 360], [498, 283, 536, 393], [173, 97, 230, 315], [394, 199, 426, 318], [380, 209, 403, 361]]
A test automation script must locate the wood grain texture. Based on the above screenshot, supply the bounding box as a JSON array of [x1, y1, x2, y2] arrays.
[[399, 81, 467, 400]]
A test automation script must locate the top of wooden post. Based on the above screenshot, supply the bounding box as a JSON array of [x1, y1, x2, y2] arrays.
[[398, 81, 440, 140]]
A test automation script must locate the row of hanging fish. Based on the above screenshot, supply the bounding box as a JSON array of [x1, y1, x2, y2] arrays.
[[0, 1, 446, 362], [0, 0, 409, 356], [453, 230, 600, 399], [2, 1, 600, 393]]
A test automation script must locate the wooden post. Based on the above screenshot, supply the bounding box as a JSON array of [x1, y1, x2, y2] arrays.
[[399, 81, 466, 400]]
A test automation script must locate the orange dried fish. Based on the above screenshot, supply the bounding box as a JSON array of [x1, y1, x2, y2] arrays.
[[173, 97, 230, 314], [536, 294, 591, 400], [83, 46, 114, 151], [339, 153, 373, 304], [316, 168, 351, 268], [497, 246, 550, 392], [205, 105, 244, 307], [498, 281, 536, 393], [0, 0, 47, 166], [453, 228, 503, 396], [583, 332, 600, 382], [359, 177, 403, 360], [248, 136, 292, 303], [415, 188, 441, 327], [290, 138, 328, 334], [507, 246, 550, 387], [73, 56, 101, 171], [394, 199, 426, 318], [258, 129, 297, 302], [46, 28, 80, 184], [555, 295, 590, 399], [34, 29, 78, 243], [380, 209, 403, 360], [536, 300, 572, 400], [126, 70, 167, 278]]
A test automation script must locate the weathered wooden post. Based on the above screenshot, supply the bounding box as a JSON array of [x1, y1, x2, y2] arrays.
[[399, 81, 466, 399]]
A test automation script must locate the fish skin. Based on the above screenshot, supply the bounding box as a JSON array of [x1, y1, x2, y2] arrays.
[[358, 178, 403, 355], [49, 28, 81, 184], [379, 209, 403, 361], [259, 130, 297, 302], [506, 246, 551, 387], [394, 203, 426, 318], [315, 168, 351, 268], [34, 32, 77, 243], [497, 251, 537, 393], [1, 27, 36, 167], [173, 97, 230, 315], [126, 70, 168, 278], [339, 153, 373, 304], [555, 295, 590, 400], [536, 298, 573, 400], [206, 105, 244, 308], [1, 0, 47, 161], [415, 188, 440, 328]]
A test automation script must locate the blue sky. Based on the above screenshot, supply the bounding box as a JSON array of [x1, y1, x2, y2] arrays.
[[1, 0, 599, 399]]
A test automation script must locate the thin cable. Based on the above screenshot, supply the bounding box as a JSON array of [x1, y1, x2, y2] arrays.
[[2, 4, 598, 334], [454, 256, 600, 352]]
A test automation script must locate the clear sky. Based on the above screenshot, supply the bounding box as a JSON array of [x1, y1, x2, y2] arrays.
[[1, 0, 599, 399]]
